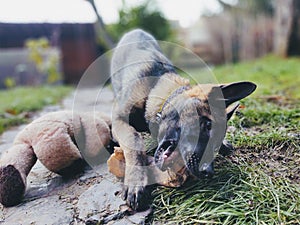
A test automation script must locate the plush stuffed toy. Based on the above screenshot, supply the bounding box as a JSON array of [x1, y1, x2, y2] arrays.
[[0, 111, 113, 207]]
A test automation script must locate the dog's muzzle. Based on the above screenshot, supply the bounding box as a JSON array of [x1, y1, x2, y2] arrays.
[[186, 153, 214, 179], [198, 162, 214, 178]]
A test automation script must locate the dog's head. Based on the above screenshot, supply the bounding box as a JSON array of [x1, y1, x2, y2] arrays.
[[154, 81, 256, 179]]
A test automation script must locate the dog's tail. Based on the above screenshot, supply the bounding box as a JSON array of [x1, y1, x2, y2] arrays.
[[0, 143, 37, 207]]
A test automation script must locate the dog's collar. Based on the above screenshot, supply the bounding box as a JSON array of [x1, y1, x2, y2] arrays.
[[156, 85, 189, 122]]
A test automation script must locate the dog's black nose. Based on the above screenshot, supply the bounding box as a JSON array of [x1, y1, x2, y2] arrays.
[[199, 163, 214, 178]]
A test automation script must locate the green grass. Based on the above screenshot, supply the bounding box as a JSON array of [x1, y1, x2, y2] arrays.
[[227, 100, 299, 150], [213, 55, 300, 99], [148, 55, 300, 224], [151, 158, 300, 224], [0, 86, 72, 134]]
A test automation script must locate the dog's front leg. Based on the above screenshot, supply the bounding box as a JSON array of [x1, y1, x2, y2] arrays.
[[112, 118, 149, 211]]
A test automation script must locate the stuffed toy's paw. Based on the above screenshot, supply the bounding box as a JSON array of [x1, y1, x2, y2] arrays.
[[0, 165, 25, 207]]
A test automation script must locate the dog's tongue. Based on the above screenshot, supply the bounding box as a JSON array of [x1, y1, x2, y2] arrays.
[[163, 148, 173, 159], [157, 146, 174, 170], [156, 142, 178, 170]]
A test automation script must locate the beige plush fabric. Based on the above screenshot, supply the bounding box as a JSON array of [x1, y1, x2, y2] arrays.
[[0, 111, 112, 207]]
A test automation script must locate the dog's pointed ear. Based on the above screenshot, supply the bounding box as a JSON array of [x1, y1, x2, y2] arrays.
[[220, 81, 256, 107]]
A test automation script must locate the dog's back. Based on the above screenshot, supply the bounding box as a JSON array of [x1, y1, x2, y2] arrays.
[[111, 29, 175, 100]]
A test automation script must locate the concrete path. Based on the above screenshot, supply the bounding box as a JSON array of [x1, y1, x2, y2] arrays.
[[0, 87, 151, 225]]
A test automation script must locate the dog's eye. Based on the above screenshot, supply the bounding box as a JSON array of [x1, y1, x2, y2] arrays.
[[200, 117, 212, 131], [206, 120, 212, 130], [156, 112, 162, 122]]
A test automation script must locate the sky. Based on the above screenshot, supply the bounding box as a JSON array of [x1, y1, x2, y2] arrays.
[[0, 0, 222, 28]]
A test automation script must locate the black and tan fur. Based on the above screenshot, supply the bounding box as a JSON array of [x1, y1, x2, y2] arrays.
[[111, 29, 256, 210]]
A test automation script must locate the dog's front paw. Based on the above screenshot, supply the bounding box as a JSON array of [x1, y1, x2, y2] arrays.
[[122, 184, 150, 211], [122, 167, 150, 211]]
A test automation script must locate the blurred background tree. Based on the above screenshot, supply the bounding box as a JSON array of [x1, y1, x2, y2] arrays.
[[203, 0, 275, 63], [25, 38, 62, 84], [107, 0, 175, 42], [87, 0, 114, 49], [218, 0, 274, 15], [273, 0, 300, 57], [217, 0, 300, 58]]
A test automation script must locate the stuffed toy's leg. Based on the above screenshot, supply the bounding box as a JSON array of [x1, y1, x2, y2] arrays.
[[0, 144, 37, 207], [32, 122, 82, 175]]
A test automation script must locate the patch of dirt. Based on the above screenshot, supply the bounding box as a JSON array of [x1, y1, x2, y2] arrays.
[[231, 147, 300, 183]]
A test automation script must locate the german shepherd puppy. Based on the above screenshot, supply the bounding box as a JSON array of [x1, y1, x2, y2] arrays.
[[111, 29, 256, 210]]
